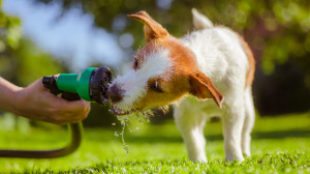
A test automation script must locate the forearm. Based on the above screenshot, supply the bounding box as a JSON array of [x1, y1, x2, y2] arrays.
[[0, 77, 23, 114]]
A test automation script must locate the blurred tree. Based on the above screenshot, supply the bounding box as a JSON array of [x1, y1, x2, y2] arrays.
[[9, 0, 310, 116], [0, 7, 64, 85], [43, 0, 310, 115], [13, 39, 64, 86], [0, 8, 22, 83]]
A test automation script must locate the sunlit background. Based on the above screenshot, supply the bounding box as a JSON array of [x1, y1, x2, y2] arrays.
[[0, 0, 309, 172]]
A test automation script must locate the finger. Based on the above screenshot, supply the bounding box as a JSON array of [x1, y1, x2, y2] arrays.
[[70, 101, 91, 120], [63, 100, 90, 112], [54, 99, 90, 116], [53, 110, 88, 124], [50, 112, 79, 124]]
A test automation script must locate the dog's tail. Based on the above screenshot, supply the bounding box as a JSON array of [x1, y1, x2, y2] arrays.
[[192, 8, 213, 30]]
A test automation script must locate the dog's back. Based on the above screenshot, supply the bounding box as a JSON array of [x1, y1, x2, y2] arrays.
[[182, 10, 255, 93]]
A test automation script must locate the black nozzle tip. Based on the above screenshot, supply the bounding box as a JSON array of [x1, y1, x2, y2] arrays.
[[89, 66, 112, 104]]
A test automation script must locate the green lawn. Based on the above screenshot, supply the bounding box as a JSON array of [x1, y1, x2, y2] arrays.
[[0, 112, 309, 173]]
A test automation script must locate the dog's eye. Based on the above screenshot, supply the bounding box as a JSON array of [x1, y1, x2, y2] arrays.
[[148, 80, 164, 93], [133, 57, 139, 70]]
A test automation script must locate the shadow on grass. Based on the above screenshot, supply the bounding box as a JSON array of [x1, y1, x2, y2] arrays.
[[124, 128, 310, 143], [252, 129, 310, 139]]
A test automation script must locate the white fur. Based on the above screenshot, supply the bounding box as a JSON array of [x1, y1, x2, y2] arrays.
[[112, 49, 172, 111], [173, 9, 255, 162], [192, 8, 213, 29]]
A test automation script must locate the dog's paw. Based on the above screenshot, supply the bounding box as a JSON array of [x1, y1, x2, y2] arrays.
[[243, 151, 251, 158], [225, 154, 244, 163], [189, 155, 208, 163]]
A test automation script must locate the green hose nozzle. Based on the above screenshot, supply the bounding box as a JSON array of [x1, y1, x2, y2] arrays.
[[43, 66, 112, 104], [56, 67, 95, 101]]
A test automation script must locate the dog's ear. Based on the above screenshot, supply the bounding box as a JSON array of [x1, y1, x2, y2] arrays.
[[189, 72, 224, 108], [128, 11, 168, 42]]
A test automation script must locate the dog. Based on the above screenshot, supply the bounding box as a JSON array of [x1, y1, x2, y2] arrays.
[[107, 9, 255, 162]]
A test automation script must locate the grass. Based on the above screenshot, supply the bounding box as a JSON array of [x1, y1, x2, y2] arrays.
[[0, 112, 309, 173]]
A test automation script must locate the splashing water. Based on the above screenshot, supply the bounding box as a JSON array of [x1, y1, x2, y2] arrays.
[[117, 116, 129, 154], [115, 110, 155, 154]]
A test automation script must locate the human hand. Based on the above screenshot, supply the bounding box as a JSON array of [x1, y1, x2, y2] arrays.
[[13, 78, 91, 124]]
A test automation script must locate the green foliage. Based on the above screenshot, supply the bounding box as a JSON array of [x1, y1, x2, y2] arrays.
[[0, 10, 22, 49], [0, 9, 64, 86], [6, 24, 21, 49], [14, 40, 64, 86], [50, 0, 310, 114], [0, 113, 309, 173], [38, 0, 310, 80], [1, 0, 309, 114]]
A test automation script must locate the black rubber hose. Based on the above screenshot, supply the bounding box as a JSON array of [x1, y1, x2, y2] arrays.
[[0, 122, 82, 158]]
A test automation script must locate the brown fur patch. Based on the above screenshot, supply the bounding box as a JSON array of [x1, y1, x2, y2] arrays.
[[239, 37, 255, 88], [127, 11, 224, 109], [132, 36, 224, 109], [128, 11, 168, 41], [189, 72, 224, 108]]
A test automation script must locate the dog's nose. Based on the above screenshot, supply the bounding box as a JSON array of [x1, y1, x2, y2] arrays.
[[107, 84, 123, 103]]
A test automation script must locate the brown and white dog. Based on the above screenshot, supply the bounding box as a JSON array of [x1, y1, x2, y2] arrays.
[[108, 9, 255, 162]]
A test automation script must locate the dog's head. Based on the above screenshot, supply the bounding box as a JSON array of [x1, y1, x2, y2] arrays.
[[108, 11, 223, 115]]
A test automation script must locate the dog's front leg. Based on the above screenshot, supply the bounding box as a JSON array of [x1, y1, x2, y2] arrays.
[[174, 104, 207, 162], [222, 102, 245, 162]]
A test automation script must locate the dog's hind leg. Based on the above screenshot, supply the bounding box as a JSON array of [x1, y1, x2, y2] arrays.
[[173, 101, 208, 162], [241, 87, 255, 157], [222, 97, 245, 162]]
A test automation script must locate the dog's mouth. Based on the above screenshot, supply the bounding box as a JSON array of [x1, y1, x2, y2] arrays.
[[110, 105, 146, 116], [110, 105, 133, 116]]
